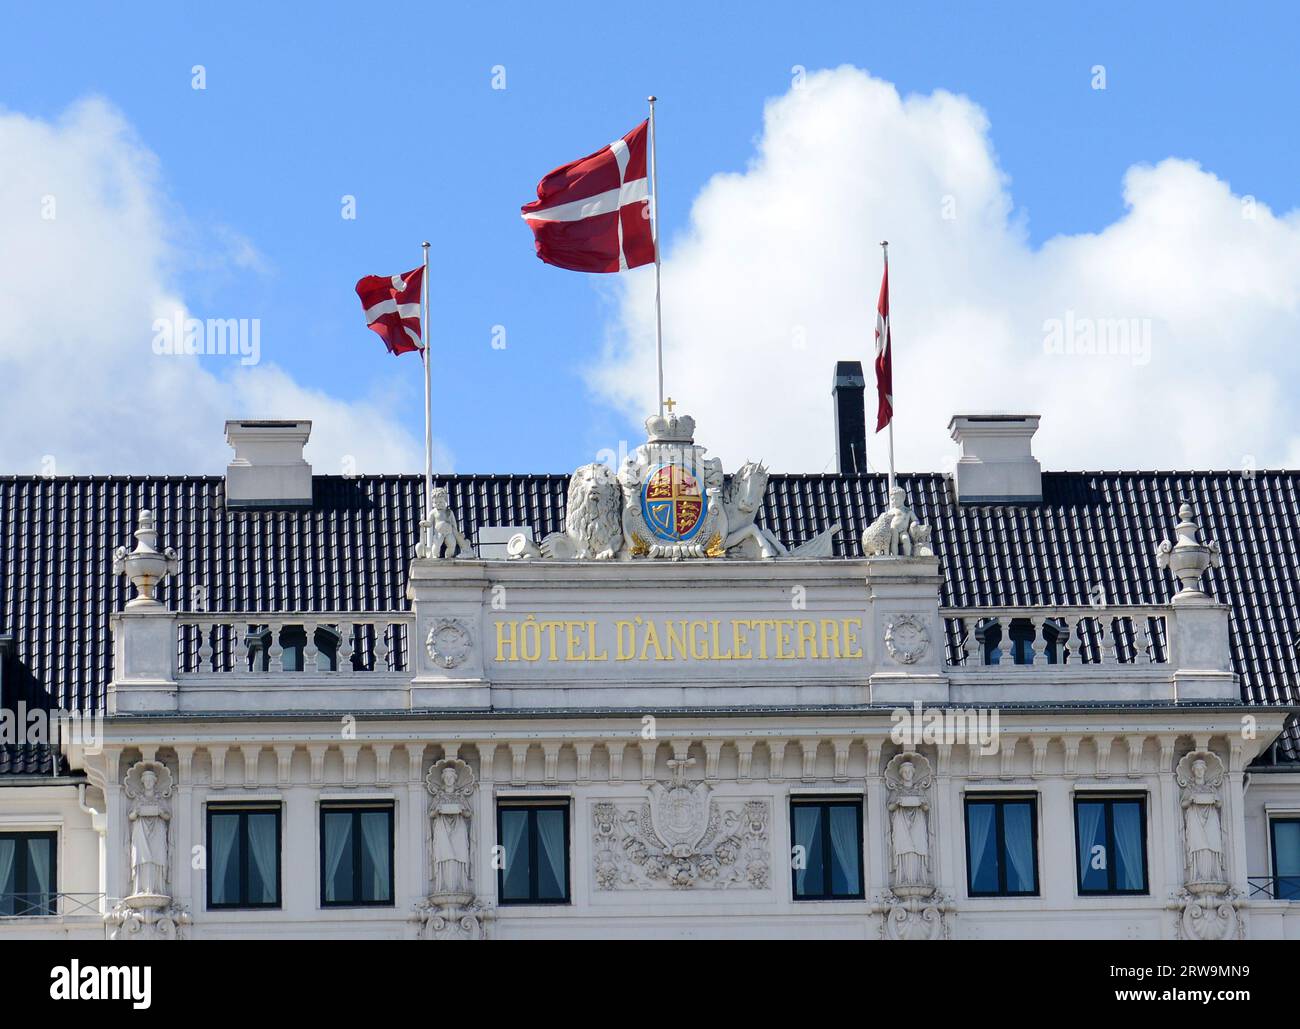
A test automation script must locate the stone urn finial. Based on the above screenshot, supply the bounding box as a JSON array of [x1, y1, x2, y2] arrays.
[[1155, 501, 1220, 600], [113, 509, 180, 608]]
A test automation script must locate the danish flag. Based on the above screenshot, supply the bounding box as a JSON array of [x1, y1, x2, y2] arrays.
[[521, 120, 656, 273], [355, 266, 424, 356], [874, 257, 893, 432]]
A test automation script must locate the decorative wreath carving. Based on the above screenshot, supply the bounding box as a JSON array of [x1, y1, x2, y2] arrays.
[[426, 618, 473, 669], [884, 614, 930, 664]]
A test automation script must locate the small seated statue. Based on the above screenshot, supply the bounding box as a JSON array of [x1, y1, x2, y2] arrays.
[[862, 486, 933, 558]]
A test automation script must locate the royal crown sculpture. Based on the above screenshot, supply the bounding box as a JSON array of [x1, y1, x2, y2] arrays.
[[508, 409, 840, 561]]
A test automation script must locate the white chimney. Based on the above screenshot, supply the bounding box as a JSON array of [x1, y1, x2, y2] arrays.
[[947, 414, 1042, 504], [224, 420, 313, 507]]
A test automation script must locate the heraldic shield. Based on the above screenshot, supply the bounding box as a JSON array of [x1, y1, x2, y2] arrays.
[[641, 462, 709, 543]]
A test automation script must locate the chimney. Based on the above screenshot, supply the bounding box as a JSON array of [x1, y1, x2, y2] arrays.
[[947, 414, 1042, 504], [224, 420, 313, 508], [832, 360, 867, 474]]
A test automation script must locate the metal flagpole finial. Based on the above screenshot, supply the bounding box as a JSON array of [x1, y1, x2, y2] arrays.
[[648, 95, 657, 103], [422, 240, 430, 249]]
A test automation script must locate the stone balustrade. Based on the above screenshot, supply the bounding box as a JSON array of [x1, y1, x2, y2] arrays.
[[174, 612, 415, 676], [939, 606, 1171, 669]]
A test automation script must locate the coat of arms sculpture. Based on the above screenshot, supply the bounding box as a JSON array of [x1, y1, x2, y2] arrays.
[[508, 408, 839, 561]]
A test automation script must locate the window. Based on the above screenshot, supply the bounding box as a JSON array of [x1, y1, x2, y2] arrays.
[[0, 831, 56, 916], [979, 618, 1064, 665], [1270, 817, 1300, 900], [1075, 795, 1148, 895], [790, 799, 863, 900], [965, 796, 1038, 896], [497, 803, 569, 904], [244, 624, 340, 672], [321, 805, 394, 906], [207, 805, 281, 909]]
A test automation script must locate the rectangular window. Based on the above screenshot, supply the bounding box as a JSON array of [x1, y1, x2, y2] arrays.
[[791, 799, 864, 900], [1270, 817, 1300, 900], [1075, 795, 1148, 895], [965, 796, 1038, 897], [321, 804, 394, 907], [207, 805, 281, 909], [0, 831, 57, 916], [497, 803, 569, 904]]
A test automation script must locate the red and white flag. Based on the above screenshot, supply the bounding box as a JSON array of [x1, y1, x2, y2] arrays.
[[355, 266, 424, 356], [874, 258, 893, 432], [521, 120, 656, 273]]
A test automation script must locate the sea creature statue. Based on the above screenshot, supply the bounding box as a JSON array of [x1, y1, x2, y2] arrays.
[[861, 486, 933, 557]]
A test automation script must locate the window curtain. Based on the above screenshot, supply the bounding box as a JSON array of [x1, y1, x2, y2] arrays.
[[1002, 804, 1034, 892], [827, 806, 860, 895], [792, 806, 821, 895], [966, 804, 995, 889], [535, 810, 566, 898], [1112, 804, 1145, 890], [360, 811, 391, 902], [1076, 802, 1105, 887], [26, 837, 52, 914], [500, 810, 530, 898], [246, 813, 278, 903], [210, 816, 238, 905], [0, 838, 15, 915], [323, 813, 352, 903]]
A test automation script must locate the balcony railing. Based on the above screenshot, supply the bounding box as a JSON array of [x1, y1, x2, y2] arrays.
[[175, 613, 415, 676], [0, 892, 103, 918], [1248, 875, 1300, 901], [940, 606, 1170, 669]]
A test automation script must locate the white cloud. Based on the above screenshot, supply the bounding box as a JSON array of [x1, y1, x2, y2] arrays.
[[0, 98, 433, 475], [593, 67, 1300, 473]]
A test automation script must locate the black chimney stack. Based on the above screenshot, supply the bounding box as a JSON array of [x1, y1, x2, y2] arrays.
[[832, 361, 868, 474]]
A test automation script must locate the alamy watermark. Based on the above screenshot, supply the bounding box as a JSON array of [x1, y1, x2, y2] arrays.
[[1, 702, 102, 751], [1043, 310, 1151, 367], [890, 701, 1000, 755], [151, 311, 260, 366]]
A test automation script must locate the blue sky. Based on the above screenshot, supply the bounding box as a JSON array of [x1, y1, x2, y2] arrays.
[[3, 2, 1299, 474]]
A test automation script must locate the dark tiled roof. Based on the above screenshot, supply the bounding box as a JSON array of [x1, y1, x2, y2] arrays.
[[0, 744, 67, 776], [2, 470, 1297, 763]]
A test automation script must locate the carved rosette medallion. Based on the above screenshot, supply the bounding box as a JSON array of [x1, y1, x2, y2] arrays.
[[425, 618, 473, 669], [884, 614, 930, 665]]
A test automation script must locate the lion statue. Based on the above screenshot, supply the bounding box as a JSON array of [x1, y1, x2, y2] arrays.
[[508, 462, 624, 560]]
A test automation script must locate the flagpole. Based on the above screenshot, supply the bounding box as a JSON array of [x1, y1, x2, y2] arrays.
[[421, 241, 433, 520], [648, 95, 665, 416], [881, 240, 895, 493]]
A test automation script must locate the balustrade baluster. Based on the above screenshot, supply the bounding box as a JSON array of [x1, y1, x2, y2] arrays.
[[959, 619, 974, 666], [339, 623, 356, 675], [267, 621, 284, 673], [303, 621, 318, 672], [198, 621, 213, 674], [1099, 617, 1117, 664], [1029, 616, 1045, 664], [374, 622, 391, 672]]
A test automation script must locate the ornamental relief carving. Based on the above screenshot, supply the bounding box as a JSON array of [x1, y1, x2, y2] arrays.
[[426, 618, 473, 669], [593, 765, 770, 890], [884, 613, 930, 664]]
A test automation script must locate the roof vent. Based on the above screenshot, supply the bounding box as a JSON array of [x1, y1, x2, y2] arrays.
[[947, 414, 1042, 504], [224, 420, 313, 508]]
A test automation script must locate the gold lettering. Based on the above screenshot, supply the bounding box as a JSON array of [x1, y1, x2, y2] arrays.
[[615, 621, 635, 661], [565, 621, 584, 662], [755, 619, 774, 660], [797, 619, 818, 660], [495, 620, 518, 662], [820, 618, 842, 659], [665, 619, 689, 660], [541, 620, 563, 661], [732, 619, 752, 660], [775, 619, 795, 659], [710, 619, 732, 660], [520, 616, 542, 662], [690, 621, 710, 660], [588, 620, 608, 661], [640, 619, 665, 661], [842, 618, 864, 659]]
